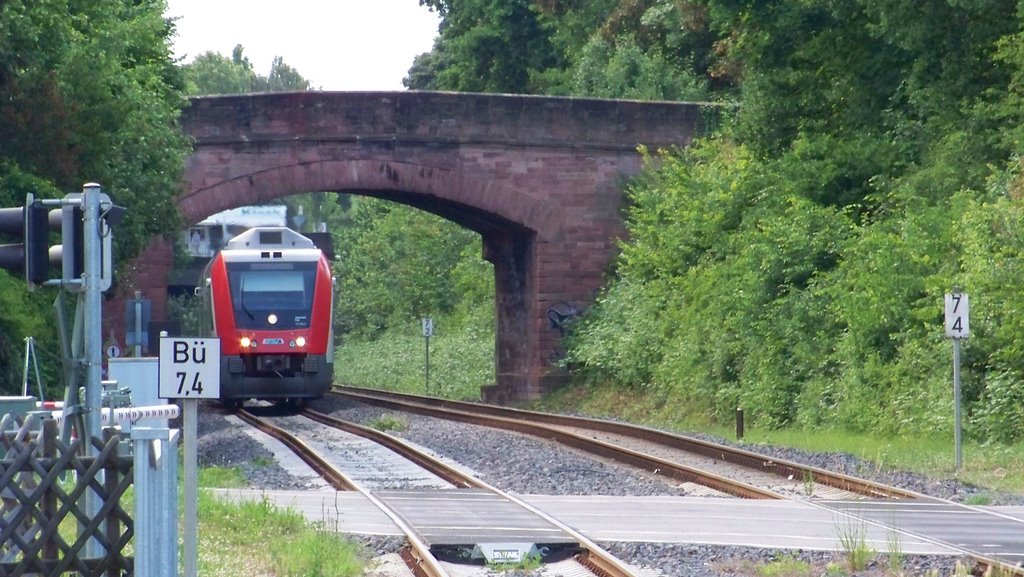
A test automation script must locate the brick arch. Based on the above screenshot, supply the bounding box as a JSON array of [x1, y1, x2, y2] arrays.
[[115, 91, 704, 402], [177, 159, 565, 241]]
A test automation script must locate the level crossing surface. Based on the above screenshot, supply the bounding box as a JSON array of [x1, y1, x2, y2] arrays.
[[374, 489, 575, 547], [212, 489, 992, 555]]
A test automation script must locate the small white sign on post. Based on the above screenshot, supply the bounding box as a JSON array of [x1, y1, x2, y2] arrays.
[[944, 291, 968, 473], [944, 292, 970, 339], [422, 318, 433, 394], [158, 337, 221, 399]]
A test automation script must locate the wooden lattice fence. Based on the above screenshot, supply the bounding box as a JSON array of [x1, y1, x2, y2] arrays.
[[0, 414, 133, 577]]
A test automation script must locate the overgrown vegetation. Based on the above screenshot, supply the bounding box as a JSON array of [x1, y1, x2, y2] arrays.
[[835, 518, 873, 572], [757, 556, 812, 577], [366, 413, 409, 432], [399, 0, 1024, 446], [331, 198, 493, 340]]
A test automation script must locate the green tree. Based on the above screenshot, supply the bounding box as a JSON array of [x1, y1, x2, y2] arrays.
[[571, 35, 708, 101], [262, 56, 311, 92], [0, 0, 189, 394], [332, 197, 490, 339], [181, 47, 254, 95], [417, 0, 562, 92], [183, 45, 310, 96], [414, 0, 729, 99]]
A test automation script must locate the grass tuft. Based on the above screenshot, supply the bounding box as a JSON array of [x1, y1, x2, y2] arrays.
[[758, 555, 813, 577], [835, 516, 874, 572], [366, 413, 407, 432]]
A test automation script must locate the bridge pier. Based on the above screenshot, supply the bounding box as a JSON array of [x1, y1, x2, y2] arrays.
[[482, 228, 618, 403]]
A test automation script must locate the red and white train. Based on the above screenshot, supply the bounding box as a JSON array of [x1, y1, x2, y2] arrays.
[[199, 227, 334, 406]]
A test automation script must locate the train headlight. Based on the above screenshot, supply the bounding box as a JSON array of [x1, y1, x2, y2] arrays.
[[295, 336, 306, 348], [240, 336, 252, 348], [267, 313, 278, 325]]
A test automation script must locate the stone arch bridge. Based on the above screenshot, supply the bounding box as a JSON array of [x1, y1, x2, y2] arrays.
[[117, 91, 704, 402]]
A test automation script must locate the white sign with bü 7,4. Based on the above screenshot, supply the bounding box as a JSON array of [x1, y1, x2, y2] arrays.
[[159, 337, 221, 399]]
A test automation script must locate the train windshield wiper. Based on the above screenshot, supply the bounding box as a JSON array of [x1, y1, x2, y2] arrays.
[[239, 277, 255, 321]]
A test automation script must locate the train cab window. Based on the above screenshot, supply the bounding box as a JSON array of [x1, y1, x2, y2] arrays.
[[227, 262, 317, 329]]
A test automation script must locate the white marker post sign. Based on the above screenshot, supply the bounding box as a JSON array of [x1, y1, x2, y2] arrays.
[[422, 318, 433, 394], [158, 336, 220, 577], [944, 292, 970, 339], [944, 291, 969, 473]]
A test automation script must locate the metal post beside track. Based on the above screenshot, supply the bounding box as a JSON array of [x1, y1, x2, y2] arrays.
[[423, 317, 433, 395], [944, 289, 969, 474]]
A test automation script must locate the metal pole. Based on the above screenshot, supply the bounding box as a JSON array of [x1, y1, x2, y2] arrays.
[[424, 336, 430, 395], [184, 398, 199, 577], [22, 337, 31, 397], [83, 183, 103, 441], [953, 337, 963, 473], [82, 183, 104, 558]]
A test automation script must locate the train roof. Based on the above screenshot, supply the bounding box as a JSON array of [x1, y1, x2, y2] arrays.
[[220, 227, 324, 262], [225, 227, 315, 249]]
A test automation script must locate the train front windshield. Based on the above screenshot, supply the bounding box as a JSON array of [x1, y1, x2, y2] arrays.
[[226, 262, 318, 330]]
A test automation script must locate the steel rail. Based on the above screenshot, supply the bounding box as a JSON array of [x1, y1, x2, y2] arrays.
[[299, 407, 642, 577], [235, 409, 450, 577], [299, 408, 483, 489], [333, 386, 921, 500], [329, 388, 777, 499], [235, 409, 357, 491]]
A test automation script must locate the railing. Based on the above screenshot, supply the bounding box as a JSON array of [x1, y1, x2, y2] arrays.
[[0, 414, 133, 577]]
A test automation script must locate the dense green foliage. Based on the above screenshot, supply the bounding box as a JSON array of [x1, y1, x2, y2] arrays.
[[559, 0, 1024, 442], [403, 0, 1024, 443], [0, 0, 189, 395], [334, 316, 494, 400], [408, 0, 718, 100], [332, 197, 494, 334], [330, 197, 496, 391]]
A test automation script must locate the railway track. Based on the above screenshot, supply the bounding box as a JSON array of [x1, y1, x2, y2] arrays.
[[328, 385, 1024, 576], [330, 385, 916, 501], [234, 406, 644, 577]]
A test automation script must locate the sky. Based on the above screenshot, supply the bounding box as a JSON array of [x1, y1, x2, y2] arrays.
[[164, 1, 442, 91]]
